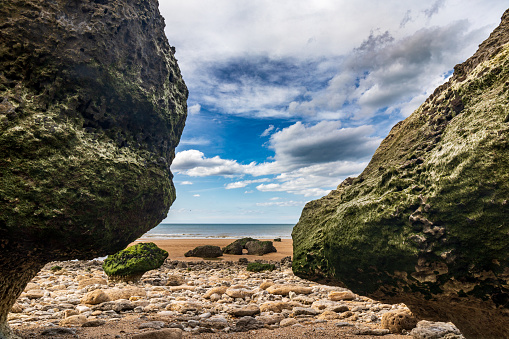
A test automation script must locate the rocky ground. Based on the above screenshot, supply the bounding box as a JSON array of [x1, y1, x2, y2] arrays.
[[9, 259, 464, 338]]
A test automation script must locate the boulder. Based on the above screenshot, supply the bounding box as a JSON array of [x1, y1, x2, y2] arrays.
[[102, 243, 168, 282], [292, 9, 509, 339], [410, 321, 462, 339], [245, 241, 277, 256], [266, 284, 313, 296], [0, 0, 187, 337], [222, 238, 258, 255], [381, 309, 418, 334], [184, 245, 222, 258]]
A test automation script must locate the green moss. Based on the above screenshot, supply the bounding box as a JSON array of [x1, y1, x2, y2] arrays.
[[246, 263, 275, 272], [102, 242, 168, 279]]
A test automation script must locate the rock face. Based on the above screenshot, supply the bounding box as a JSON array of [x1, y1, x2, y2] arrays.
[[102, 243, 168, 282], [0, 0, 187, 337], [293, 9, 509, 339]]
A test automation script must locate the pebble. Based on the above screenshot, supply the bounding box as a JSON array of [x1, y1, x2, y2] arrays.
[[8, 259, 437, 336]]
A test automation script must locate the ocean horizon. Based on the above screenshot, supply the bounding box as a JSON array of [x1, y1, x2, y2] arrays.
[[138, 223, 295, 240]]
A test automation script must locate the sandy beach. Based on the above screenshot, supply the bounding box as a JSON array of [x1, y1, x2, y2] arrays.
[[131, 238, 293, 262]]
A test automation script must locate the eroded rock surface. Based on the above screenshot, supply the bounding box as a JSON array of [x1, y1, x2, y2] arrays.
[[0, 0, 187, 337], [293, 9, 509, 339]]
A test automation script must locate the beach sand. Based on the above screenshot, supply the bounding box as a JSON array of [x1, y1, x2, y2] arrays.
[[131, 238, 293, 262]]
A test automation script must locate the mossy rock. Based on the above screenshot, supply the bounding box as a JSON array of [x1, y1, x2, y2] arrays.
[[184, 245, 223, 258], [222, 238, 258, 255], [102, 243, 168, 282], [292, 10, 509, 339], [246, 263, 275, 272]]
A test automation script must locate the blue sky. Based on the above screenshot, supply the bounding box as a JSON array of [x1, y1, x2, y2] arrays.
[[157, 0, 507, 224]]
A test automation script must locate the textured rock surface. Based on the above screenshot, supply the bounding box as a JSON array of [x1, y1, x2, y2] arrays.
[[102, 243, 168, 282], [0, 0, 187, 337], [245, 240, 277, 256], [293, 9, 509, 339], [222, 238, 258, 255], [184, 245, 223, 258]]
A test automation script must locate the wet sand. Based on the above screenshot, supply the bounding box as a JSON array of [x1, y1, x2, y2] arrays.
[[131, 238, 293, 262]]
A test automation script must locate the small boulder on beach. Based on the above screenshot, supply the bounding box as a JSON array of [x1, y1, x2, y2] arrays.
[[102, 243, 168, 282], [184, 245, 223, 258]]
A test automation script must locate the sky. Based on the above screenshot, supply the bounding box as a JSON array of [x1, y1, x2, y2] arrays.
[[157, 0, 507, 224]]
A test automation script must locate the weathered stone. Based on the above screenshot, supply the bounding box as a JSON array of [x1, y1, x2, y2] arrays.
[[222, 238, 258, 255], [292, 307, 319, 316], [25, 290, 44, 300], [41, 328, 77, 336], [259, 301, 297, 313], [59, 315, 88, 326], [234, 316, 264, 332], [280, 318, 298, 327], [105, 287, 146, 301], [328, 291, 356, 301], [0, 0, 187, 336], [131, 328, 183, 339], [166, 274, 185, 286], [204, 287, 224, 299], [9, 304, 22, 314], [317, 310, 341, 320], [103, 243, 168, 282], [259, 281, 274, 290], [166, 301, 202, 313], [77, 278, 107, 289], [245, 241, 277, 256], [410, 321, 462, 339], [227, 305, 260, 317], [184, 245, 223, 258], [266, 284, 313, 296], [381, 309, 418, 334], [81, 320, 106, 328], [292, 9, 509, 339], [81, 290, 110, 305], [225, 288, 255, 299], [138, 321, 166, 330]]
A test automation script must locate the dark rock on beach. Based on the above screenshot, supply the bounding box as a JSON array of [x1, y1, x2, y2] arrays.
[[245, 240, 277, 256], [184, 245, 223, 258], [102, 243, 168, 282], [0, 0, 187, 337], [292, 9, 509, 339], [222, 238, 258, 255]]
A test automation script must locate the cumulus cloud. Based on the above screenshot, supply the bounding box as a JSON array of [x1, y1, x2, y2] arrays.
[[172, 121, 376, 196], [188, 103, 201, 115]]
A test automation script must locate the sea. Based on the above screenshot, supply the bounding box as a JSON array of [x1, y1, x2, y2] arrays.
[[137, 223, 295, 240]]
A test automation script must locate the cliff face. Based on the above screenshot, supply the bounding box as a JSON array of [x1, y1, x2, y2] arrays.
[[0, 0, 187, 337], [293, 9, 509, 339]]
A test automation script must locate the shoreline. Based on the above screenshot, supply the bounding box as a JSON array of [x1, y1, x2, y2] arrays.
[[130, 238, 293, 262]]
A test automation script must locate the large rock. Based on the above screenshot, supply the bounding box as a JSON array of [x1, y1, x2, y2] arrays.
[[292, 9, 509, 339], [222, 238, 258, 255], [0, 0, 187, 337], [102, 242, 168, 282]]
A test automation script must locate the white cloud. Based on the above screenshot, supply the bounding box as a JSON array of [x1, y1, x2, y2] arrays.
[[188, 103, 201, 115], [261, 125, 275, 137], [179, 137, 211, 146], [180, 181, 193, 185], [193, 194, 200, 197], [256, 200, 306, 207], [225, 178, 270, 189]]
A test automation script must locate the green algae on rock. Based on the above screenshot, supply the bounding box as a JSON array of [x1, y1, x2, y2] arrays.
[[103, 243, 168, 282], [0, 0, 187, 337], [292, 9, 509, 339]]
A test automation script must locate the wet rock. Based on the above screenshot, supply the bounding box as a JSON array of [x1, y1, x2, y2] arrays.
[[222, 238, 258, 255]]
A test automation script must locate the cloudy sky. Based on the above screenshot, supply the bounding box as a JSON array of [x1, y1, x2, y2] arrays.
[[158, 0, 507, 224]]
